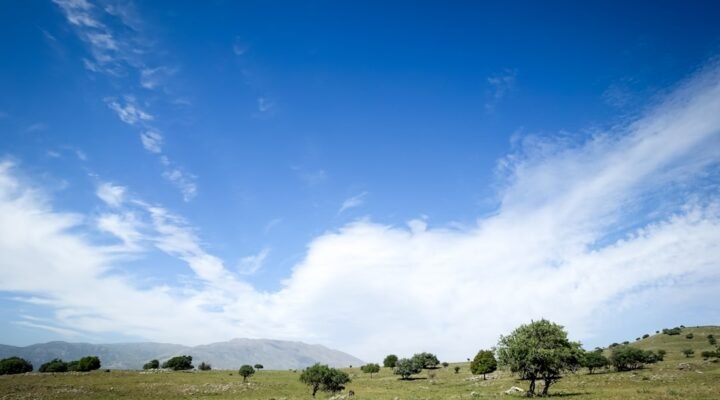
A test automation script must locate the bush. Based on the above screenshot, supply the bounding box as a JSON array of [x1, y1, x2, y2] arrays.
[[393, 358, 422, 379], [0, 357, 33, 375], [642, 334, 650, 339], [470, 349, 497, 379], [662, 327, 682, 336], [581, 350, 609, 374], [454, 366, 460, 374], [708, 335, 717, 346], [238, 365, 255, 382], [360, 363, 380, 378], [686, 333, 694, 339], [683, 348, 695, 358], [162, 355, 193, 370], [76, 356, 101, 372], [411, 352, 440, 369], [441, 362, 449, 368], [39, 358, 68, 373], [610, 346, 657, 371], [383, 354, 398, 368], [198, 362, 211, 371], [143, 359, 160, 370], [657, 349, 667, 361], [299, 363, 350, 397]]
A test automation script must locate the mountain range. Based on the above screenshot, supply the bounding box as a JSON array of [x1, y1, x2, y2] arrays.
[[0, 338, 364, 370]]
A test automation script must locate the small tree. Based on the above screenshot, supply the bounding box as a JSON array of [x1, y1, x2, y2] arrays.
[[383, 354, 398, 368], [0, 357, 33, 375], [581, 350, 608, 374], [470, 349, 497, 379], [254, 364, 264, 370], [299, 363, 350, 397], [239, 365, 255, 382], [441, 361, 449, 368], [198, 362, 212, 371], [162, 355, 193, 370], [610, 346, 657, 371], [686, 333, 694, 339], [683, 348, 694, 358], [393, 358, 422, 380], [454, 366, 460, 374], [39, 358, 68, 373], [411, 352, 440, 369], [656, 349, 667, 361], [497, 319, 582, 397], [361, 363, 380, 378], [708, 335, 717, 346], [642, 334, 650, 339], [76, 356, 101, 372], [143, 359, 160, 370]]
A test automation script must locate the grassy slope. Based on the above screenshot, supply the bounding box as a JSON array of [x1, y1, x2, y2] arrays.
[[1, 326, 718, 399]]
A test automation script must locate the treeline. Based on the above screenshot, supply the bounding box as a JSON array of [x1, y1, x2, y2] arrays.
[[0, 356, 101, 375]]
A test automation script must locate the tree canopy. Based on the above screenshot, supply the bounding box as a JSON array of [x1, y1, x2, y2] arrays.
[[581, 350, 608, 374], [497, 319, 582, 397], [299, 363, 351, 397], [238, 365, 255, 382], [393, 357, 422, 380], [411, 352, 440, 369], [161, 355, 193, 371], [470, 350, 497, 379], [0, 357, 33, 375], [383, 354, 398, 368], [39, 358, 68, 373], [143, 359, 160, 370], [361, 363, 380, 378]]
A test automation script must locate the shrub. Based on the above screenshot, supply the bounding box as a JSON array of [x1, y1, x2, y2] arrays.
[[441, 361, 449, 368], [0, 357, 33, 375], [76, 356, 101, 372], [360, 363, 380, 378], [39, 358, 68, 373], [642, 334, 650, 339], [162, 355, 193, 370], [682, 348, 695, 358], [393, 358, 422, 379], [238, 365, 255, 382], [454, 366, 460, 374], [299, 363, 350, 397], [198, 362, 212, 371], [686, 333, 694, 339], [709, 335, 717, 346], [143, 359, 160, 369], [470, 350, 497, 379], [411, 352, 440, 369], [622, 341, 630, 345], [662, 327, 682, 336], [581, 350, 609, 374], [383, 354, 398, 368], [657, 349, 667, 361], [610, 346, 657, 371]]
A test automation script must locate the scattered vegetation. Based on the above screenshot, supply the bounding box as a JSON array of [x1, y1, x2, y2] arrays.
[[0, 357, 33, 375]]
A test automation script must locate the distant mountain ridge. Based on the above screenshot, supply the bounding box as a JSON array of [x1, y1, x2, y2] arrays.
[[0, 338, 364, 370]]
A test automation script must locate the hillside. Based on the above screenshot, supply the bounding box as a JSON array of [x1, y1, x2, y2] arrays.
[[623, 325, 720, 362], [0, 339, 363, 370]]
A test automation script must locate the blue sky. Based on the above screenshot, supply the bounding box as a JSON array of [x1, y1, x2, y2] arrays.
[[1, 0, 720, 361]]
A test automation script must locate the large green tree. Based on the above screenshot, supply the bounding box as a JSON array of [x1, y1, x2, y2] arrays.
[[393, 357, 422, 380], [161, 355, 193, 371], [143, 359, 160, 370], [411, 352, 440, 369], [383, 354, 398, 368], [238, 365, 255, 382], [0, 357, 33, 375], [497, 319, 582, 397], [470, 350, 497, 379], [39, 358, 68, 373], [581, 350, 608, 374], [299, 363, 350, 397]]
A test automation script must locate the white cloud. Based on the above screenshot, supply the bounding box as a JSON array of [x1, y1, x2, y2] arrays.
[[257, 97, 273, 112], [238, 248, 270, 275], [140, 67, 173, 90], [338, 192, 368, 214], [52, 0, 103, 29], [1, 62, 720, 361], [96, 212, 144, 252], [96, 182, 126, 207], [162, 168, 197, 202], [106, 97, 153, 125], [140, 130, 163, 153], [486, 69, 517, 111]]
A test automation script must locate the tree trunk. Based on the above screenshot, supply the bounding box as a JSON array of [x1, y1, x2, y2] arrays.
[[542, 378, 551, 396], [526, 378, 536, 397], [312, 384, 319, 397], [483, 373, 486, 380]]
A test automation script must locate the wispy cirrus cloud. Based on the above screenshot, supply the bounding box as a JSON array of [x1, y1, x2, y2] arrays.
[[2, 61, 720, 361], [485, 68, 517, 112], [338, 192, 368, 214], [53, 0, 196, 201]]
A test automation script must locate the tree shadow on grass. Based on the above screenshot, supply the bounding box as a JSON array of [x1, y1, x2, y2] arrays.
[[398, 377, 428, 381], [546, 392, 589, 397]]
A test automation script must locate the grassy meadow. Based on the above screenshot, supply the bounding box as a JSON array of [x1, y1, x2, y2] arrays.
[[1, 326, 718, 400]]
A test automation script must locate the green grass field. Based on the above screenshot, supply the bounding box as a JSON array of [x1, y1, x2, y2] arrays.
[[1, 326, 718, 399]]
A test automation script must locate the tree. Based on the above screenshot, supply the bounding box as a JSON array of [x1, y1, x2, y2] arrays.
[[610, 346, 657, 371], [686, 333, 695, 339], [383, 354, 398, 368], [39, 358, 68, 373], [683, 348, 695, 358], [454, 366, 460, 374], [254, 364, 264, 370], [656, 349, 667, 361], [143, 359, 160, 370], [393, 358, 422, 380], [642, 334, 650, 339], [470, 350, 497, 379], [238, 365, 255, 382], [162, 355, 193, 370], [581, 350, 608, 374], [441, 362, 449, 368], [0, 357, 33, 375], [708, 335, 717, 346], [198, 362, 212, 371], [361, 363, 380, 378], [76, 356, 101, 372], [497, 319, 582, 397], [411, 352, 440, 369], [299, 363, 351, 397]]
